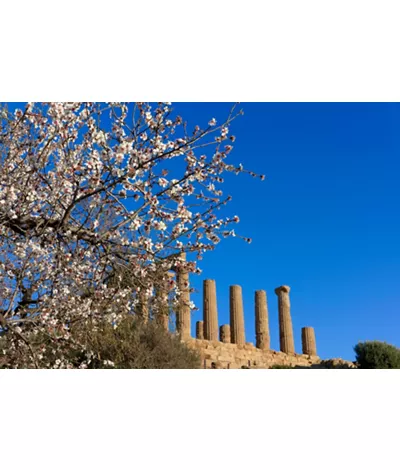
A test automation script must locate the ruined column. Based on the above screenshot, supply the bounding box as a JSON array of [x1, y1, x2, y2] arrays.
[[154, 274, 172, 331], [203, 279, 219, 341], [302, 326, 317, 356], [255, 290, 270, 350], [230, 285, 245, 345], [176, 252, 191, 340], [220, 324, 231, 343], [196, 321, 204, 340], [274, 285, 295, 354], [137, 289, 149, 324]]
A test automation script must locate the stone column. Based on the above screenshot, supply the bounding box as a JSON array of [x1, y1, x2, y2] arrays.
[[176, 252, 191, 340], [154, 275, 172, 331], [255, 290, 270, 350], [196, 321, 204, 340], [137, 289, 149, 324], [274, 285, 295, 354], [230, 285, 245, 345], [220, 324, 231, 343], [302, 327, 317, 356], [203, 279, 219, 341]]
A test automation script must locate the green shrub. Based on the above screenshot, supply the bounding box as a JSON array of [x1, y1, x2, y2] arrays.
[[0, 316, 201, 369], [354, 341, 400, 369], [74, 316, 201, 369]]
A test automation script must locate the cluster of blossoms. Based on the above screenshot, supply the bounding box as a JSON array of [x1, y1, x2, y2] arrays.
[[0, 102, 263, 368]]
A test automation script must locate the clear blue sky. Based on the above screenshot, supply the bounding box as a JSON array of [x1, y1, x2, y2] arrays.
[[5, 102, 400, 361], [174, 103, 400, 361]]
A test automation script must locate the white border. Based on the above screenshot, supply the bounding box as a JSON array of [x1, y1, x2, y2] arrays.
[[1, 1, 399, 469], [1, 370, 399, 470], [1, 1, 399, 101]]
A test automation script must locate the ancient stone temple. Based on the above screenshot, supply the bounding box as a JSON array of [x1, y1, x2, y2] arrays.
[[146, 258, 355, 368]]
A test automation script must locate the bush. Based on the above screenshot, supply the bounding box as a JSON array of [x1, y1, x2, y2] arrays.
[[0, 316, 201, 369], [82, 317, 201, 369], [354, 341, 400, 369]]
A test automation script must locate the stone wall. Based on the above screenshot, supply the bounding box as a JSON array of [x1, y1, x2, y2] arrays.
[[186, 338, 320, 369], [185, 339, 356, 369]]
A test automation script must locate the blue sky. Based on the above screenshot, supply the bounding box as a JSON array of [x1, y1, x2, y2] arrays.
[[175, 103, 400, 361], [5, 102, 400, 361]]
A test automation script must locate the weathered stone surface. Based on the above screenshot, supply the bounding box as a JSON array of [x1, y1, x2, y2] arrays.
[[255, 290, 270, 350], [154, 278, 170, 331], [203, 279, 219, 341], [217, 355, 234, 362], [187, 338, 327, 369], [220, 324, 231, 343], [230, 285, 245, 345], [196, 321, 204, 340], [301, 326, 317, 356], [157, 313, 169, 330], [275, 285, 295, 354], [176, 252, 191, 340], [211, 361, 224, 369], [137, 290, 149, 324], [227, 362, 240, 369]]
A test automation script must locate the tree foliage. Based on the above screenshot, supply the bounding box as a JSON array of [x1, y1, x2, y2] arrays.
[[0, 102, 261, 368], [354, 341, 400, 369]]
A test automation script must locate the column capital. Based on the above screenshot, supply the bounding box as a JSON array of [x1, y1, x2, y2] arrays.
[[274, 285, 291, 295], [276, 285, 295, 354]]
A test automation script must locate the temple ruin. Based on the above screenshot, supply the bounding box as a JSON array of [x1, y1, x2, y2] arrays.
[[137, 257, 355, 368], [189, 279, 321, 369]]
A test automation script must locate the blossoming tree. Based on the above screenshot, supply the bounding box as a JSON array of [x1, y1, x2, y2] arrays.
[[0, 102, 263, 367]]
